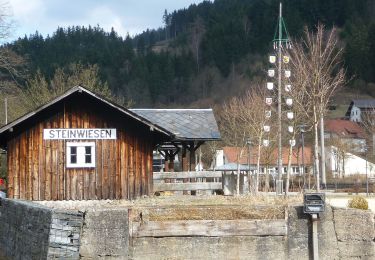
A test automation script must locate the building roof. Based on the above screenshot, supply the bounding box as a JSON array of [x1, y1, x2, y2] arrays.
[[130, 109, 221, 141], [351, 99, 375, 109], [222, 146, 312, 166], [345, 99, 375, 117], [325, 119, 366, 139], [0, 86, 173, 145]]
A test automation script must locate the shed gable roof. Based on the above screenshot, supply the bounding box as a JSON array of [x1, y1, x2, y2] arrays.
[[0, 86, 172, 138]]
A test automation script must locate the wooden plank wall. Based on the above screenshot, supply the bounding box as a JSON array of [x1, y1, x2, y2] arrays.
[[7, 102, 154, 200]]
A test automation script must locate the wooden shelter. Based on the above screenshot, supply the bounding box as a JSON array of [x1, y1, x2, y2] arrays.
[[0, 86, 172, 200]]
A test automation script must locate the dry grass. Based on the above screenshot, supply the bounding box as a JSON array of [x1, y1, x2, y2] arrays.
[[130, 194, 302, 221], [37, 194, 303, 220]]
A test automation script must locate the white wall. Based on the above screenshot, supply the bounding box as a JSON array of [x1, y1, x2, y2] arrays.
[[215, 150, 224, 168], [326, 146, 375, 177], [350, 105, 362, 122]]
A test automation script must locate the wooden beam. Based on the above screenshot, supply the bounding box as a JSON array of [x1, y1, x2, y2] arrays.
[[132, 219, 287, 237], [153, 171, 222, 179], [153, 182, 222, 191]]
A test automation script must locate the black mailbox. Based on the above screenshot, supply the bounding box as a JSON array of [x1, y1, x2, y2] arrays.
[[303, 193, 325, 214]]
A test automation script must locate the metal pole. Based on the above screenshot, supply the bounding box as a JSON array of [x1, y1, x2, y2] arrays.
[[365, 147, 368, 196], [312, 214, 319, 260], [247, 139, 251, 191], [277, 2, 283, 182]]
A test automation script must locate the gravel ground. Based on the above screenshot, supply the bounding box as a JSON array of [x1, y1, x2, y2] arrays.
[[35, 194, 303, 211], [35, 193, 375, 213]]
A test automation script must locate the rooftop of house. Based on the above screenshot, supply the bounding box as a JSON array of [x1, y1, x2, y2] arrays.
[[222, 146, 312, 166], [325, 119, 366, 139], [351, 99, 375, 109], [345, 99, 375, 117], [130, 109, 221, 141]]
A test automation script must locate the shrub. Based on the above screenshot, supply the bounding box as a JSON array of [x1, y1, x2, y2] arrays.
[[347, 196, 368, 210]]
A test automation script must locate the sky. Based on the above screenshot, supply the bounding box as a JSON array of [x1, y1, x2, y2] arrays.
[[6, 0, 207, 42]]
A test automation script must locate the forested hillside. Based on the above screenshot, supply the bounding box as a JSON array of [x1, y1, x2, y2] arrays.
[[4, 0, 375, 108]]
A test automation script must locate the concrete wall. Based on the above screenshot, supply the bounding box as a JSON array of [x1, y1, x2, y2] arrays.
[[0, 199, 374, 259], [0, 198, 83, 259], [80, 209, 129, 259], [129, 206, 374, 260]]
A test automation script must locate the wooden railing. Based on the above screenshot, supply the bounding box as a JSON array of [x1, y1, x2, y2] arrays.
[[153, 171, 222, 192]]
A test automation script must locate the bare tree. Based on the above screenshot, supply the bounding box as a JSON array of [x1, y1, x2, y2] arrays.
[[290, 24, 346, 191], [327, 137, 355, 178], [0, 1, 28, 124], [220, 96, 247, 195], [239, 86, 275, 194], [219, 86, 272, 195]]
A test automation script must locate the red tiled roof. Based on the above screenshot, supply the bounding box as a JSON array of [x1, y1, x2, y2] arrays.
[[223, 146, 312, 166], [325, 119, 366, 139]]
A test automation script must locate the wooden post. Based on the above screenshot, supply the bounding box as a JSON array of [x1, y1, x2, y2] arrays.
[[182, 145, 189, 195], [189, 143, 196, 195]]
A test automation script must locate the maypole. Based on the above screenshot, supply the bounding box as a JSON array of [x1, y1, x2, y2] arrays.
[[264, 2, 292, 194]]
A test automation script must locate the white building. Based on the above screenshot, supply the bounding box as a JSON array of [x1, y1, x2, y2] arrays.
[[326, 146, 375, 177], [346, 99, 375, 123]]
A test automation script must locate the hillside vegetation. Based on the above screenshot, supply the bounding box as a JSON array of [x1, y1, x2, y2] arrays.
[[1, 0, 375, 114]]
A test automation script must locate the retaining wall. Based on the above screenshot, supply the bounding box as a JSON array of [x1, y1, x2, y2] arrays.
[[0, 198, 374, 259], [0, 198, 83, 259]]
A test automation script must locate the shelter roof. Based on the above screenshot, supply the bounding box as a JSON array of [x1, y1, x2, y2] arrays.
[[130, 109, 221, 141]]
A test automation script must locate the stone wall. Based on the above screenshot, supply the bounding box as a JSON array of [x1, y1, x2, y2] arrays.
[[48, 210, 84, 258], [0, 198, 52, 259], [0, 198, 83, 259]]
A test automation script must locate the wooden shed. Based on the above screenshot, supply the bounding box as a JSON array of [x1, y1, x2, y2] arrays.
[[0, 86, 172, 200]]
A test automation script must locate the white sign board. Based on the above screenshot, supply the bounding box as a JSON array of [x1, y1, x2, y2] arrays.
[[43, 128, 117, 140]]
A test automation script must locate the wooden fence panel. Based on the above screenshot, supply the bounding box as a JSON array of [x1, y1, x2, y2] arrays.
[[154, 171, 222, 180], [154, 182, 222, 192]]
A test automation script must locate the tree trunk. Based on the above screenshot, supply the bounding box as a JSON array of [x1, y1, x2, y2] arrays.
[[320, 116, 326, 187], [313, 106, 320, 191], [265, 166, 270, 192], [256, 139, 262, 195], [285, 145, 293, 195], [314, 121, 320, 192], [236, 149, 241, 196]]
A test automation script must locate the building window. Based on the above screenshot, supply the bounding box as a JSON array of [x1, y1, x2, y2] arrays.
[[66, 142, 95, 168]]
